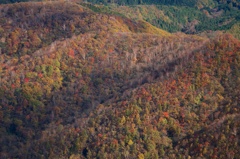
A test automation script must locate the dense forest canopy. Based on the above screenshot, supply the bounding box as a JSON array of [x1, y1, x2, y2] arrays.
[[0, 0, 240, 159], [84, 0, 240, 8], [0, 0, 27, 4], [85, 0, 197, 6]]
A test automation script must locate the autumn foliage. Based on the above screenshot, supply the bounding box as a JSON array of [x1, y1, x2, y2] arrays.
[[0, 1, 240, 159]]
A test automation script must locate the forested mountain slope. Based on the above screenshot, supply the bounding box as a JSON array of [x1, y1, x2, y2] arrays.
[[29, 33, 240, 159], [85, 1, 240, 34], [86, 0, 240, 9], [0, 1, 240, 159], [1, 0, 240, 34], [85, 0, 213, 7]]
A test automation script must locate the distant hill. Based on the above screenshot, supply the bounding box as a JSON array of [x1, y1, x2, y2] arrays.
[[86, 0, 240, 9], [1, 0, 240, 34], [86, 0, 206, 7], [81, 1, 240, 33]]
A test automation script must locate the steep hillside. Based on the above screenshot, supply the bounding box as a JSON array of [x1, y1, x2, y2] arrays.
[[0, 1, 200, 158], [0, 1, 240, 159], [28, 34, 240, 159], [0, 1, 170, 56]]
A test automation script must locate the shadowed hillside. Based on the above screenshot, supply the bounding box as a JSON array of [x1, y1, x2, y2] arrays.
[[28, 33, 240, 159]]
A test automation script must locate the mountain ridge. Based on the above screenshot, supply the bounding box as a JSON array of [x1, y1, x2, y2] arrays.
[[0, 1, 240, 159]]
